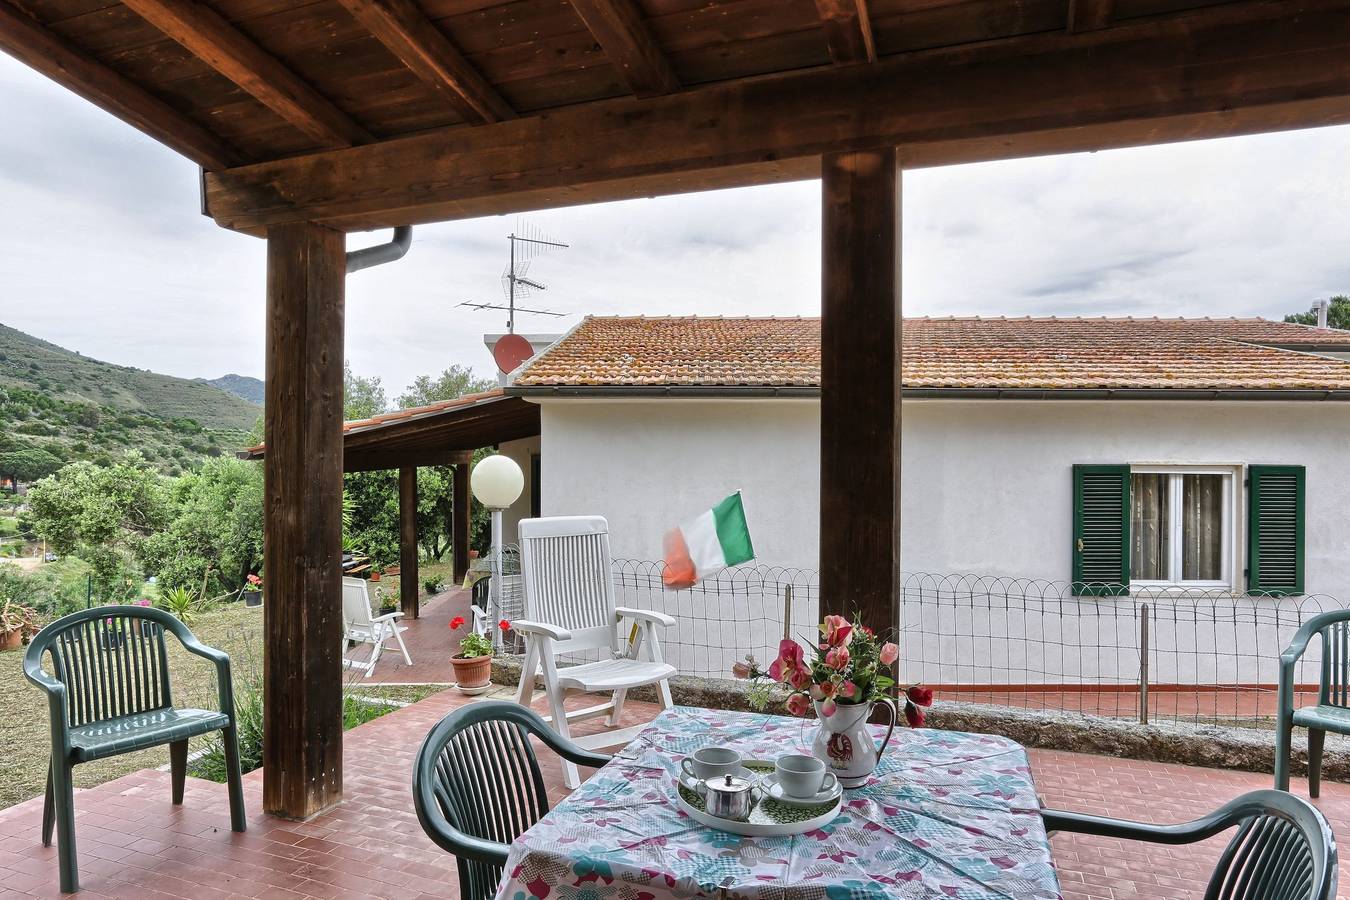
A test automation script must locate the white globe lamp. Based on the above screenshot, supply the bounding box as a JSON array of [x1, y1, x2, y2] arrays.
[[470, 454, 524, 649], [471, 454, 524, 510]]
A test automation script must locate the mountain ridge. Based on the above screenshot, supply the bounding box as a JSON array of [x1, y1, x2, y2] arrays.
[[198, 373, 264, 405]]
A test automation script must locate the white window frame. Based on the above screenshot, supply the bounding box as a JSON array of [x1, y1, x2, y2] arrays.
[[1129, 464, 1239, 592]]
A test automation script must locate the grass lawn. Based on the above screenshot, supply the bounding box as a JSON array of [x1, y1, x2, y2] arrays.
[[0, 604, 443, 811]]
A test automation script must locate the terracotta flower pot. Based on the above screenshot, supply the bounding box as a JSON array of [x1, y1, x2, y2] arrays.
[[468, 550, 480, 560], [451, 654, 492, 695], [370, 572, 381, 582], [0, 628, 22, 652]]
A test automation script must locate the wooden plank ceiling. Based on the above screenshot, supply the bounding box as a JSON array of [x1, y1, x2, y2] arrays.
[[3, 0, 1348, 233]]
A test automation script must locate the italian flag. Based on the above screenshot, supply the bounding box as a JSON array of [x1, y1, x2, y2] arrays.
[[663, 492, 755, 590]]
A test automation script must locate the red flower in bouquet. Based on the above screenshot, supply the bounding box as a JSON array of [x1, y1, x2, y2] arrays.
[[821, 614, 854, 647], [879, 642, 899, 666], [906, 685, 933, 707], [449, 616, 466, 631], [904, 702, 926, 728], [498, 619, 512, 632], [785, 693, 810, 717], [767, 638, 804, 681]]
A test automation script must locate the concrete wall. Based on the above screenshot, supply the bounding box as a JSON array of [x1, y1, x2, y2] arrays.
[[496, 435, 540, 547], [531, 397, 1350, 685]]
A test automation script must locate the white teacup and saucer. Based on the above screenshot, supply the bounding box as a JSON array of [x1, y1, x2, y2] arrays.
[[761, 754, 842, 805], [679, 747, 752, 792]]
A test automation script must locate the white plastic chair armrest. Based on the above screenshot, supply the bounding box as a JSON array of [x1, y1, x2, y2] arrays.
[[371, 611, 404, 623], [616, 607, 676, 628], [511, 619, 573, 642]]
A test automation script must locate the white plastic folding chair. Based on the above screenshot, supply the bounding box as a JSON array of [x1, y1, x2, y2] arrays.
[[513, 516, 676, 788], [342, 576, 413, 677]]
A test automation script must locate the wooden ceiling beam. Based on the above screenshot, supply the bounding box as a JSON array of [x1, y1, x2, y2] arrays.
[[1068, 0, 1114, 32], [335, 0, 513, 124], [568, 0, 680, 97], [0, 0, 242, 169], [204, 1, 1350, 233], [119, 0, 372, 148], [814, 0, 876, 64]]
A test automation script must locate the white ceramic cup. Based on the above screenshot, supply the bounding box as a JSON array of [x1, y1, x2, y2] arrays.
[[681, 747, 742, 784], [775, 754, 838, 799]]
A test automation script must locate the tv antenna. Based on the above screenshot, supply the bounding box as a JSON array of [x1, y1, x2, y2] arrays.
[[459, 224, 569, 333]]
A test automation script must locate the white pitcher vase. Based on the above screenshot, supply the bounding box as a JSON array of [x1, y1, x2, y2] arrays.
[[811, 698, 898, 788]]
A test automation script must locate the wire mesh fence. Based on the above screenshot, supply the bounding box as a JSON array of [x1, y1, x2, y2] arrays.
[[488, 553, 1344, 732]]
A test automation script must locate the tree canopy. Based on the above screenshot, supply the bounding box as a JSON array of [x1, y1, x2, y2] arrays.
[[0, 446, 64, 489], [396, 364, 494, 408], [1283, 295, 1350, 329], [25, 453, 171, 599], [344, 360, 388, 420]]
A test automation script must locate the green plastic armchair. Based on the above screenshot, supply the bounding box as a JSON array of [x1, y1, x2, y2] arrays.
[[1044, 789, 1336, 900], [1275, 608, 1350, 798], [24, 605, 247, 893], [412, 700, 611, 900]]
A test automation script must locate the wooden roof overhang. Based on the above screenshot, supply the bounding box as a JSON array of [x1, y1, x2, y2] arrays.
[[2, 0, 1348, 236], [238, 392, 540, 472]]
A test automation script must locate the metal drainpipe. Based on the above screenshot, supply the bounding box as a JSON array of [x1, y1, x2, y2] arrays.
[[345, 226, 412, 273]]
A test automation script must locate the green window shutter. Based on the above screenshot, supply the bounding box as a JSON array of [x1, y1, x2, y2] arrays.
[[1072, 464, 1130, 597], [1248, 465, 1305, 596]]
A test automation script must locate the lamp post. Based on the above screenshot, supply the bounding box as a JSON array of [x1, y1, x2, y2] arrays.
[[470, 454, 524, 648]]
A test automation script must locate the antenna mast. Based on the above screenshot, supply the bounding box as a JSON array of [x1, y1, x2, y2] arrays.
[[459, 222, 569, 332]]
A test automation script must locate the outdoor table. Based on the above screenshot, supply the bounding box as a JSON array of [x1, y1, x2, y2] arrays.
[[496, 705, 1061, 899]]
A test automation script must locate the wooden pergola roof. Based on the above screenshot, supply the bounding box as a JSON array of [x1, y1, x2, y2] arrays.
[[237, 388, 540, 471], [3, 0, 1349, 236]]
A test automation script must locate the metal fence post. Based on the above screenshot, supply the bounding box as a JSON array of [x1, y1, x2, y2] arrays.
[[783, 584, 793, 642], [1139, 602, 1150, 725]]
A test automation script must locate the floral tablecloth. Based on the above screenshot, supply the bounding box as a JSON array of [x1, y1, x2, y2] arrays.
[[495, 706, 1061, 899]]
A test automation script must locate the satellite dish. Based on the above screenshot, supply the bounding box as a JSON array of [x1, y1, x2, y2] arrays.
[[493, 333, 534, 374]]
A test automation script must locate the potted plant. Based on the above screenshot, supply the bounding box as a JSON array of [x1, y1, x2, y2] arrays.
[[423, 576, 445, 595], [369, 568, 382, 583], [241, 573, 263, 608], [733, 614, 932, 787], [448, 615, 499, 694], [375, 587, 398, 616], [0, 599, 37, 651]]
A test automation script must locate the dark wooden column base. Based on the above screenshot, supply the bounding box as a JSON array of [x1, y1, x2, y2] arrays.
[[819, 147, 901, 637]]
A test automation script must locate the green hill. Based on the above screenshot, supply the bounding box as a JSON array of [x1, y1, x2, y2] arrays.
[[198, 374, 265, 405], [0, 324, 261, 478]]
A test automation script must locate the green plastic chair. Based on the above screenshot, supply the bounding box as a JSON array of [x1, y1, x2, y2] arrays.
[[23, 605, 247, 893], [412, 700, 611, 900], [1044, 789, 1336, 899], [1275, 608, 1350, 797]]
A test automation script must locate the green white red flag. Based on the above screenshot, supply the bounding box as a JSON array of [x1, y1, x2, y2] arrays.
[[663, 491, 755, 590]]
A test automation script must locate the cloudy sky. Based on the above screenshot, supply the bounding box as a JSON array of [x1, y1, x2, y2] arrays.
[[2, 51, 1348, 397]]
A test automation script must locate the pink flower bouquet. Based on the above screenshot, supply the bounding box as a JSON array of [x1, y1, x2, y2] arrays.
[[732, 614, 931, 725]]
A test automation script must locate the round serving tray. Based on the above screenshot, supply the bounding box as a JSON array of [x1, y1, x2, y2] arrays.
[[674, 760, 842, 837]]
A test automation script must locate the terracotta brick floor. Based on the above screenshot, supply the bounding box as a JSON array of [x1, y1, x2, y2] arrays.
[[343, 588, 472, 685], [2, 686, 1348, 898]]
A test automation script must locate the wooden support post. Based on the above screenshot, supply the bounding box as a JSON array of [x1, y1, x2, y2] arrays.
[[262, 221, 345, 820], [819, 147, 901, 636], [453, 460, 470, 584], [399, 466, 419, 619]]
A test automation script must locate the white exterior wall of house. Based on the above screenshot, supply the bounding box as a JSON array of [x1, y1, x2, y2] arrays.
[[532, 397, 1350, 685], [496, 435, 540, 547]]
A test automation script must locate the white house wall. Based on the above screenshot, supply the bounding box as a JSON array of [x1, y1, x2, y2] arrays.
[[534, 398, 1350, 685]]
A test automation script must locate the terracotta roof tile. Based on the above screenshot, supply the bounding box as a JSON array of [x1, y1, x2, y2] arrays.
[[513, 316, 1350, 392]]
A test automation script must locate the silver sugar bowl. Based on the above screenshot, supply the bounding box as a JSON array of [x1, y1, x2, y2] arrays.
[[703, 773, 755, 821]]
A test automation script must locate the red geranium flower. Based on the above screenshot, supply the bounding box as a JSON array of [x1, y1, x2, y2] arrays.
[[499, 619, 512, 632], [449, 616, 466, 631]]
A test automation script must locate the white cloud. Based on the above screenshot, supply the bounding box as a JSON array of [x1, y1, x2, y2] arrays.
[[1, 51, 1348, 398]]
